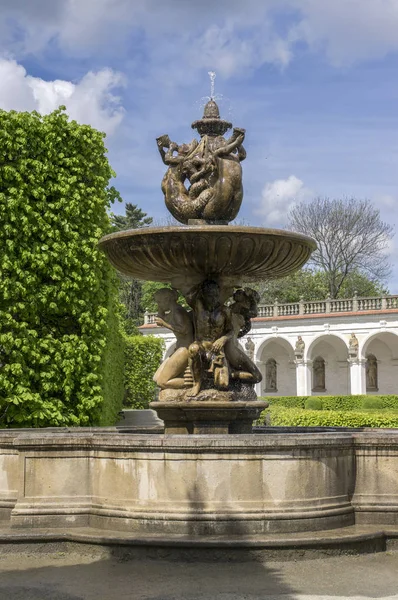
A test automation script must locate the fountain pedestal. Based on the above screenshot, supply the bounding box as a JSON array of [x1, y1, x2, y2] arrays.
[[151, 399, 267, 434]]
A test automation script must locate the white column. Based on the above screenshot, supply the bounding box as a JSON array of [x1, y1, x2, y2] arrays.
[[349, 359, 366, 394], [296, 359, 312, 396]]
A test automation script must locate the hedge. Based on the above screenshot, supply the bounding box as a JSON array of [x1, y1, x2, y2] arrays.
[[0, 108, 124, 427], [124, 335, 164, 409], [262, 395, 398, 411], [258, 406, 398, 428], [98, 292, 125, 426]]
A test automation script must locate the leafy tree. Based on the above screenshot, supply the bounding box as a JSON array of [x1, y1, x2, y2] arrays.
[[124, 335, 164, 409], [337, 270, 388, 298], [0, 108, 124, 427], [252, 269, 328, 304], [253, 268, 389, 304], [288, 197, 394, 298]]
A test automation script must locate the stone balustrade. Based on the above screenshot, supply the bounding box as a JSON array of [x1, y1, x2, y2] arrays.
[[143, 294, 398, 324]]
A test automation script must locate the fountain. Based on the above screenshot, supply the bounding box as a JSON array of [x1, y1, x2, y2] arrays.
[[99, 90, 315, 434], [3, 85, 398, 553]]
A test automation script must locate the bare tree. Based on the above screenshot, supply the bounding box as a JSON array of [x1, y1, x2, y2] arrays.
[[288, 197, 394, 298]]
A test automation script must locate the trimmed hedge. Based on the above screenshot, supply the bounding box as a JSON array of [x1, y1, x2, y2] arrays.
[[98, 294, 125, 426], [0, 108, 124, 427], [258, 394, 398, 428], [124, 335, 164, 409], [263, 395, 398, 411], [258, 406, 398, 428], [305, 398, 323, 410]]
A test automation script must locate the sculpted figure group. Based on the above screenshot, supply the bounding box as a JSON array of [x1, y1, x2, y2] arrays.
[[153, 98, 263, 399], [157, 99, 246, 224], [153, 281, 262, 397]]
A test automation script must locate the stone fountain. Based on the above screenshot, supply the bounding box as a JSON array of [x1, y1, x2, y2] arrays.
[[2, 90, 398, 550], [99, 96, 316, 434]]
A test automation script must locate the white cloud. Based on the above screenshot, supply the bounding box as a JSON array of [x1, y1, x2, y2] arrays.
[[2, 0, 398, 77], [255, 175, 313, 226], [0, 59, 125, 135], [188, 21, 292, 77], [289, 0, 398, 67], [375, 194, 397, 210]]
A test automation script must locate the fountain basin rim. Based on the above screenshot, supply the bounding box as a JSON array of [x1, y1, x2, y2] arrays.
[[99, 224, 317, 249], [98, 225, 316, 287]]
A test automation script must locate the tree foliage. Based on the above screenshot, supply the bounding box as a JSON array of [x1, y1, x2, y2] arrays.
[[0, 108, 124, 427], [111, 204, 154, 332], [124, 335, 164, 409], [288, 197, 394, 298], [253, 267, 388, 304], [110, 202, 153, 231]]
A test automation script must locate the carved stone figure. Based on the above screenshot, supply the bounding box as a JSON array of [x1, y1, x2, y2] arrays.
[[348, 333, 359, 359], [152, 288, 194, 389], [295, 336, 305, 359], [182, 282, 262, 396], [366, 354, 378, 391], [185, 280, 235, 396], [227, 288, 262, 384], [157, 99, 246, 224], [245, 337, 255, 361], [312, 356, 326, 391], [265, 358, 277, 392]]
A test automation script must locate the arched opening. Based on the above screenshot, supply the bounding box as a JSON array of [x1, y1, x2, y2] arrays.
[[308, 335, 350, 395], [258, 338, 296, 396], [362, 332, 398, 394]]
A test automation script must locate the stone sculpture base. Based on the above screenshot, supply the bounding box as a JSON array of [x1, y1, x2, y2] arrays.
[[150, 399, 268, 434]]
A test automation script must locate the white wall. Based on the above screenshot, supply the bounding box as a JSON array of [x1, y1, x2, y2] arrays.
[[142, 312, 398, 396]]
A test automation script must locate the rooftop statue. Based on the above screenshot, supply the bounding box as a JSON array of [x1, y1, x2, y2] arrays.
[[157, 99, 246, 224]]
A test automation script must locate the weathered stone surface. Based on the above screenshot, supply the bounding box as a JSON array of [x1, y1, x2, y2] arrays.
[[157, 99, 244, 225], [0, 428, 397, 536], [99, 226, 316, 292], [151, 399, 267, 434]]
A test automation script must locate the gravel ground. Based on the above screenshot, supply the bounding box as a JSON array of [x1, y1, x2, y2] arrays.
[[1, 548, 398, 600]]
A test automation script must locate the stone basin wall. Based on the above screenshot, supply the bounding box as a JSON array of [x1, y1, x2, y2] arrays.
[[0, 429, 397, 535]]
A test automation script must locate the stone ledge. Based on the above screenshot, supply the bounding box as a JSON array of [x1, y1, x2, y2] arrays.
[[0, 525, 398, 560]]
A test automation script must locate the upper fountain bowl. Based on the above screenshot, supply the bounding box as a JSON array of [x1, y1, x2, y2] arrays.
[[99, 225, 316, 292]]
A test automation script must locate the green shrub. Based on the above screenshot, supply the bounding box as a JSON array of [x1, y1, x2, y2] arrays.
[[265, 396, 307, 408], [124, 335, 164, 409], [375, 395, 398, 409], [262, 395, 398, 411], [305, 397, 323, 410], [0, 108, 124, 427], [98, 294, 125, 425], [258, 406, 398, 428], [320, 396, 363, 411], [361, 397, 383, 410]]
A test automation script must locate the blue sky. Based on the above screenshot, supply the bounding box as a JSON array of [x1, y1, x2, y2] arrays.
[[1, 0, 397, 290]]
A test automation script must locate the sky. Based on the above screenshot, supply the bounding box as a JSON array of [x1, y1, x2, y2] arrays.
[[0, 0, 398, 290]]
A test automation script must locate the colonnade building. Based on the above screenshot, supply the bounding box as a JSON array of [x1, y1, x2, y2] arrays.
[[140, 295, 398, 397]]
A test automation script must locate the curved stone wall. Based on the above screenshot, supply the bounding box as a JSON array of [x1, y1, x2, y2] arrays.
[[0, 429, 397, 535]]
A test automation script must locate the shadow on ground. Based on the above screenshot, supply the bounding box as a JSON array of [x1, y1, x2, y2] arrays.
[[1, 483, 398, 599]]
